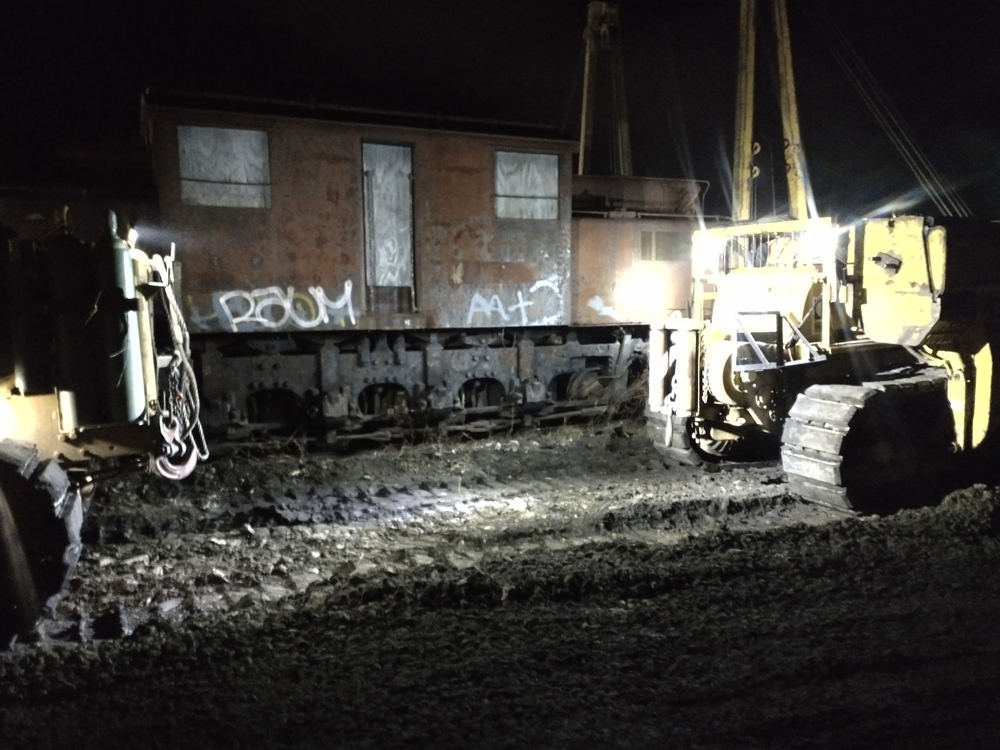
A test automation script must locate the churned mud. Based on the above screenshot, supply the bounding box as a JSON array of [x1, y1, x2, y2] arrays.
[[1, 422, 998, 749]]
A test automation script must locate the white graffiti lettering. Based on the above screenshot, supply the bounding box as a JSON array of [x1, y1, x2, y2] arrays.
[[587, 295, 621, 321], [466, 277, 564, 326], [528, 278, 562, 325], [216, 282, 356, 332], [466, 293, 514, 325]]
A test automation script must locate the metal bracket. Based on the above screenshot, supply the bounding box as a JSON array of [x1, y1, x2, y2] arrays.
[[732, 310, 825, 371]]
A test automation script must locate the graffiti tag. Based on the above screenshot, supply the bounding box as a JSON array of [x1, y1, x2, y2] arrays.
[[216, 282, 356, 332], [466, 277, 563, 326], [587, 296, 621, 321]]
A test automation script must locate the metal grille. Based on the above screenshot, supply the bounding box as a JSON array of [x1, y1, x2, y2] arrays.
[[718, 229, 823, 273]]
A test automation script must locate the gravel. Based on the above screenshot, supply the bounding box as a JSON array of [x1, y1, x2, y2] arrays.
[[2, 422, 998, 749]]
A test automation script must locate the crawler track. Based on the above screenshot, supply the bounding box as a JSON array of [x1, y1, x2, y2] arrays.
[[0, 440, 83, 645], [781, 369, 956, 511]]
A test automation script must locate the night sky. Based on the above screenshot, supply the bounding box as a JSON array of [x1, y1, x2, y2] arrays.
[[2, 0, 999, 219]]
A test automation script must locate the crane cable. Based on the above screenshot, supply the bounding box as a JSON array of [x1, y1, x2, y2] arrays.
[[152, 252, 210, 463], [806, 0, 971, 217]]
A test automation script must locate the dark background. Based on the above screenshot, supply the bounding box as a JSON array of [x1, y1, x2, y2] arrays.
[[2, 0, 998, 219]]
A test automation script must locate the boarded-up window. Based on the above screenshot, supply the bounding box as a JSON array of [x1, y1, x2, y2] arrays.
[[495, 151, 558, 219], [363, 143, 413, 287], [639, 231, 690, 262], [177, 126, 271, 208]]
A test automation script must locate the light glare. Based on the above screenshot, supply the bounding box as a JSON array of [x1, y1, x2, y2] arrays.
[[0, 395, 14, 436]]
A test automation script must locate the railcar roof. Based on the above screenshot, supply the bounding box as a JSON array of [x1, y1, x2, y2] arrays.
[[142, 88, 574, 145]]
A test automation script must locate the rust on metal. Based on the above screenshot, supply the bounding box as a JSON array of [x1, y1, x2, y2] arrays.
[[144, 91, 576, 334], [573, 216, 695, 325]]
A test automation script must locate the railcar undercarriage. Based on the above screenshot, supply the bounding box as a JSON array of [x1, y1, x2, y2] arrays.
[[197, 325, 645, 444]]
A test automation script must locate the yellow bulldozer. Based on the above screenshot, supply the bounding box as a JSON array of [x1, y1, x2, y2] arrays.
[[0, 211, 205, 644], [646, 0, 1000, 511]]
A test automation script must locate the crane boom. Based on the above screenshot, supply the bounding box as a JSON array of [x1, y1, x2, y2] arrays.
[[733, 0, 757, 221], [732, 0, 809, 220], [772, 0, 809, 219]]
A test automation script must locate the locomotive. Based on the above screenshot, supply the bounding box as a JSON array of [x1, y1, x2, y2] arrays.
[[137, 89, 706, 442]]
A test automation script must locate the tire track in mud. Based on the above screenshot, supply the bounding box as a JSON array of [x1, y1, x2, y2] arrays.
[[2, 483, 998, 750], [288, 482, 1000, 616], [23, 422, 849, 651]]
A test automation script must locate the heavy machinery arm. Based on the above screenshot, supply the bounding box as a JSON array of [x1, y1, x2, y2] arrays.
[[0, 211, 204, 644], [577, 1, 632, 177]]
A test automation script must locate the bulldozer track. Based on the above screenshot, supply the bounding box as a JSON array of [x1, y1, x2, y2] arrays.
[[0, 440, 83, 646], [781, 369, 956, 511]]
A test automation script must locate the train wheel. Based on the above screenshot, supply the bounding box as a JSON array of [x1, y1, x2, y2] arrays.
[[0, 440, 83, 646], [567, 368, 605, 401]]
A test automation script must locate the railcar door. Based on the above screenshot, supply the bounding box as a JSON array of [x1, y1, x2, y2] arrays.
[[362, 143, 415, 315]]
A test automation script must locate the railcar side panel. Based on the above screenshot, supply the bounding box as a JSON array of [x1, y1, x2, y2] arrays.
[[147, 108, 574, 334], [572, 217, 694, 326]]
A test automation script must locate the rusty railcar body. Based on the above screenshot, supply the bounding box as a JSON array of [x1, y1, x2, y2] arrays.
[[139, 91, 702, 440]]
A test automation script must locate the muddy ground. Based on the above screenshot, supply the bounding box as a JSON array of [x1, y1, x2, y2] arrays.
[[1, 422, 999, 749]]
